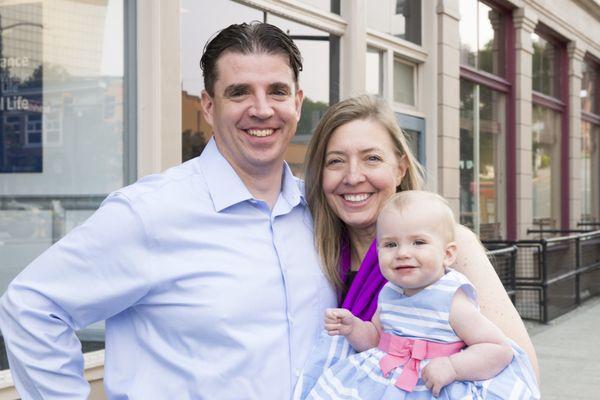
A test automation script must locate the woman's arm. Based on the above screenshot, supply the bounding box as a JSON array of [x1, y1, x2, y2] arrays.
[[453, 224, 539, 382], [421, 289, 514, 396]]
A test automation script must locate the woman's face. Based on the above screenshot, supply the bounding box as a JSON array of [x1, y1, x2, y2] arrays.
[[322, 118, 408, 234]]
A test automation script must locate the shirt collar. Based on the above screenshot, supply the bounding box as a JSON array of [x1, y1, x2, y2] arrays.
[[198, 138, 305, 212]]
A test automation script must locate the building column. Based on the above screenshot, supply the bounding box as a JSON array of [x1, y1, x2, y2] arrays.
[[567, 41, 586, 228], [340, 0, 366, 98], [137, 0, 182, 176], [513, 7, 537, 238], [436, 0, 461, 213]]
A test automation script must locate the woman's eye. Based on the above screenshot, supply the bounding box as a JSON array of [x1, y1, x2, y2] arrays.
[[326, 158, 342, 166], [367, 155, 382, 162]]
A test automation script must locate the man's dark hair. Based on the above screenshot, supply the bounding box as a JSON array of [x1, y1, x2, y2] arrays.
[[200, 22, 303, 97]]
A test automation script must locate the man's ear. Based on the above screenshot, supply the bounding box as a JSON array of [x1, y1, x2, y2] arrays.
[[295, 88, 304, 122], [443, 242, 458, 268], [200, 90, 215, 128]]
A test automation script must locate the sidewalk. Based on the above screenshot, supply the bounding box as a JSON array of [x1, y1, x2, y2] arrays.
[[526, 296, 600, 400]]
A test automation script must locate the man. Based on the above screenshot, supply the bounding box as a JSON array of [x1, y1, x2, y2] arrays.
[[0, 22, 336, 399]]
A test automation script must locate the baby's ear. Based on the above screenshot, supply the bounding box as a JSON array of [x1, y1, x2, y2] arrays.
[[443, 242, 458, 267]]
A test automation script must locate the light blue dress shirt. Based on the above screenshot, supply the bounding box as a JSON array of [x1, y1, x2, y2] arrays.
[[0, 138, 336, 399]]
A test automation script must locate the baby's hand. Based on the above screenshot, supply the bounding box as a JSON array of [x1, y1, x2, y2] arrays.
[[421, 356, 458, 397], [324, 308, 356, 337]]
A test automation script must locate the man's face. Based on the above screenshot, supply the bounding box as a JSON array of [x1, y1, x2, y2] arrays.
[[201, 52, 303, 177]]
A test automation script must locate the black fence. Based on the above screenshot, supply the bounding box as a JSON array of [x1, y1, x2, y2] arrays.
[[484, 230, 600, 323], [487, 245, 518, 302]]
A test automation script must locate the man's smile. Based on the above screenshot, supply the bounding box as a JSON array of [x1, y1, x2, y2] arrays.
[[246, 128, 275, 137]]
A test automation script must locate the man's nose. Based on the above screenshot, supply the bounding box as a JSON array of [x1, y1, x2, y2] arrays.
[[342, 161, 365, 185], [249, 93, 274, 119]]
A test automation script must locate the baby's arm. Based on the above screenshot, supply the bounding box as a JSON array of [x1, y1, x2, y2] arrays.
[[324, 308, 381, 352], [421, 289, 513, 396]]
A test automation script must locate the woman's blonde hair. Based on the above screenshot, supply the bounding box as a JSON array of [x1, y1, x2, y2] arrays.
[[305, 95, 424, 292]]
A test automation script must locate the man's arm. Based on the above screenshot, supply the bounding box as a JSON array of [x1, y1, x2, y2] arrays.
[[0, 193, 154, 399], [452, 224, 540, 382]]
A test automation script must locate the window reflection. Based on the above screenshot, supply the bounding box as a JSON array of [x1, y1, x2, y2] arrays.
[[459, 81, 505, 239], [0, 0, 127, 362], [532, 33, 559, 97], [581, 60, 598, 115], [532, 105, 561, 227], [581, 121, 599, 221], [459, 0, 505, 76], [459, 0, 477, 68]]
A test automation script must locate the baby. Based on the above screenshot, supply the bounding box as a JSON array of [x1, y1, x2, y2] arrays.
[[301, 191, 539, 399]]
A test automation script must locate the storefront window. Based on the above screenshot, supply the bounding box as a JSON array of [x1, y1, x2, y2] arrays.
[[581, 59, 598, 115], [181, 0, 339, 176], [581, 121, 598, 221], [367, 0, 421, 45], [459, 0, 506, 76], [460, 80, 505, 239], [0, 0, 129, 365], [581, 60, 600, 222], [532, 104, 561, 227], [532, 33, 559, 97]]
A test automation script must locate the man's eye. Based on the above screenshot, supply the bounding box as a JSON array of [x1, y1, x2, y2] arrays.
[[271, 89, 289, 96], [230, 90, 248, 97]]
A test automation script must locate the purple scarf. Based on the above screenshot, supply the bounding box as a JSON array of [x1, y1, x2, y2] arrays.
[[340, 239, 387, 321]]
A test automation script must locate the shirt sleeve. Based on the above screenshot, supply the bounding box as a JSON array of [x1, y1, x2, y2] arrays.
[[0, 192, 155, 399]]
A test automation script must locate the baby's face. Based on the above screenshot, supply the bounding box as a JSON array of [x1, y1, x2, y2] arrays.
[[376, 207, 455, 296]]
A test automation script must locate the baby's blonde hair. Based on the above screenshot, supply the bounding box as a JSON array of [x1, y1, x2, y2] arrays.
[[378, 190, 456, 243]]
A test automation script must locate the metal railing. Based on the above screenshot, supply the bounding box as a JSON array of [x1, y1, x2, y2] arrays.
[[484, 230, 600, 323], [486, 245, 518, 302]]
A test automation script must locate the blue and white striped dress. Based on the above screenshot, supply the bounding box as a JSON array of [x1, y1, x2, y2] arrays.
[[295, 269, 540, 400]]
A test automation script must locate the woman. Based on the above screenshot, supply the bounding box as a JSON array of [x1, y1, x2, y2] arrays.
[[304, 95, 539, 377]]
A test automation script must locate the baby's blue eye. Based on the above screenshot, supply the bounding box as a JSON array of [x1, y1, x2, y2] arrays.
[[383, 241, 397, 248], [413, 239, 426, 246]]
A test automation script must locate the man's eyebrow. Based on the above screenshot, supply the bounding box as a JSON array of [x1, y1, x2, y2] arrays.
[[223, 83, 250, 98]]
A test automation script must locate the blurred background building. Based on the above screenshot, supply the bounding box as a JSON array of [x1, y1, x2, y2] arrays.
[[0, 0, 598, 398]]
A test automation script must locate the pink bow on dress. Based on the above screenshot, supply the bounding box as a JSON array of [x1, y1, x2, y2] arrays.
[[378, 332, 465, 392]]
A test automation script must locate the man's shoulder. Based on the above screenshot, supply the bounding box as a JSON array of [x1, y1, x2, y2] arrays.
[[113, 159, 209, 208]]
